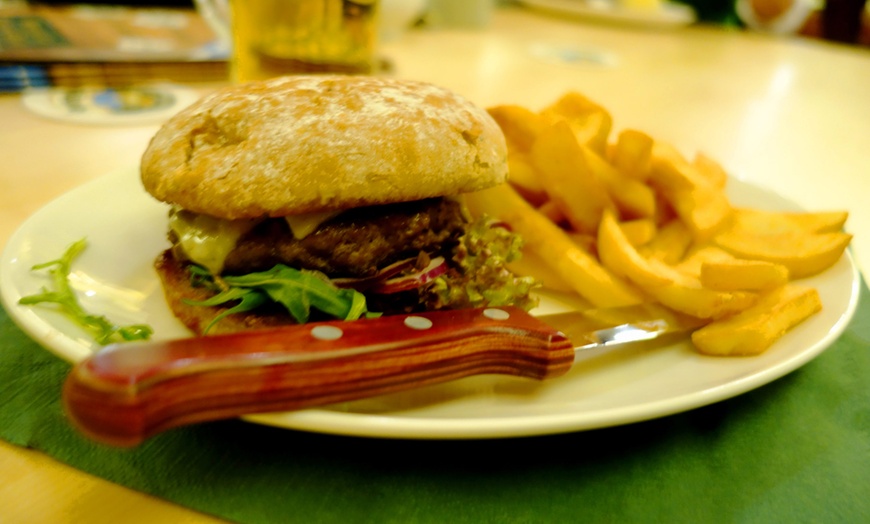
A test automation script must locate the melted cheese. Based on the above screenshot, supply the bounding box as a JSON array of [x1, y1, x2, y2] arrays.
[[284, 210, 341, 240], [168, 209, 260, 274]]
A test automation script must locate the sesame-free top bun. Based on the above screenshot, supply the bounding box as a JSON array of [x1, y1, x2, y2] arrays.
[[141, 75, 508, 219]]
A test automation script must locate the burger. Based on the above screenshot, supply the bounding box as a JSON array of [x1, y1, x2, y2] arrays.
[[140, 75, 536, 335]]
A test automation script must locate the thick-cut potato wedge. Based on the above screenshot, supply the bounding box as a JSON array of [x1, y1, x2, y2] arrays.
[[638, 219, 693, 264], [729, 208, 848, 235], [700, 259, 790, 291], [530, 121, 616, 234], [619, 218, 657, 247], [714, 228, 852, 279], [464, 185, 643, 307], [540, 91, 612, 154], [692, 152, 728, 189], [643, 270, 758, 319], [598, 211, 757, 318], [598, 211, 670, 288], [674, 245, 736, 278], [581, 145, 657, 219], [611, 129, 653, 181], [568, 232, 597, 254], [650, 141, 733, 240], [507, 250, 575, 293], [507, 152, 547, 206], [537, 200, 566, 225], [487, 105, 546, 153], [691, 284, 822, 356]]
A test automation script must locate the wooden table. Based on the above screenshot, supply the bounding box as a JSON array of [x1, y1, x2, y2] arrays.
[[1, 6, 868, 523]]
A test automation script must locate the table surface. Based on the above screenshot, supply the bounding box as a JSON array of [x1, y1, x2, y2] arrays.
[[1, 6, 869, 523]]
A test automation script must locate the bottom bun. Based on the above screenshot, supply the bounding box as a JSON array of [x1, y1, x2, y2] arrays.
[[154, 250, 296, 335]]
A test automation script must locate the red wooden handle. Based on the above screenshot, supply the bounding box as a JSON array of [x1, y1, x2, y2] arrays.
[[62, 306, 574, 446]]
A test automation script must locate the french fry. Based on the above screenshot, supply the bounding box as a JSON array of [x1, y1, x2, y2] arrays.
[[581, 145, 657, 219], [729, 208, 849, 235], [530, 121, 616, 234], [611, 129, 653, 181], [700, 258, 790, 291], [691, 284, 822, 356], [643, 269, 758, 319], [507, 249, 575, 293], [713, 227, 852, 279], [598, 210, 670, 288], [507, 152, 547, 206], [619, 218, 657, 247], [598, 211, 756, 318], [673, 245, 735, 278], [540, 91, 612, 154], [692, 152, 728, 189], [638, 219, 693, 264], [464, 185, 643, 307], [537, 199, 566, 225], [650, 141, 733, 240], [486, 105, 545, 153]]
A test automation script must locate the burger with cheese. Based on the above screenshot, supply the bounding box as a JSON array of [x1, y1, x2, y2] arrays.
[[141, 75, 536, 335]]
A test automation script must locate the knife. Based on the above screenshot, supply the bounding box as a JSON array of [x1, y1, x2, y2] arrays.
[[62, 305, 704, 446]]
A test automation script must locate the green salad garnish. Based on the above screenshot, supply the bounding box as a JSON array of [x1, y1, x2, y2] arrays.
[[19, 238, 153, 345], [185, 264, 377, 333]]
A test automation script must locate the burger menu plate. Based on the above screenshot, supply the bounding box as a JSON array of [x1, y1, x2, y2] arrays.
[[0, 169, 860, 439]]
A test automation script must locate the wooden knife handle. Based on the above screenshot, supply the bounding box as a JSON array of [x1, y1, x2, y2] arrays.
[[63, 306, 574, 446]]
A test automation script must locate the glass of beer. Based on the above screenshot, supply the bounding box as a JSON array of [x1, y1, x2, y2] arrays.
[[195, 0, 379, 83]]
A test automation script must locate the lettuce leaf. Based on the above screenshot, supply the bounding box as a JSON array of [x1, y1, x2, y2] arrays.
[[185, 264, 376, 332], [18, 238, 154, 345], [423, 216, 539, 312]]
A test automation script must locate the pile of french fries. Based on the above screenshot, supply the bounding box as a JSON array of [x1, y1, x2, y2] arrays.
[[464, 92, 853, 356]]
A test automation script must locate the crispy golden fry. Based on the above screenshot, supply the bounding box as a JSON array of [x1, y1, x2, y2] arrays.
[[638, 219, 693, 264], [700, 259, 790, 291], [486, 105, 545, 153], [568, 232, 597, 254], [598, 210, 670, 288], [729, 208, 849, 235], [540, 91, 612, 154], [507, 152, 548, 206], [507, 250, 575, 293], [582, 145, 657, 219], [464, 185, 644, 307], [692, 152, 728, 189], [691, 284, 822, 356], [537, 199, 565, 224], [530, 121, 616, 234], [714, 227, 852, 279], [643, 270, 758, 319], [619, 218, 657, 247], [673, 245, 736, 278], [611, 129, 653, 181], [599, 211, 757, 318], [650, 141, 733, 240]]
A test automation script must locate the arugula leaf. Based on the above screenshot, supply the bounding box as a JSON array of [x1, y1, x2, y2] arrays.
[[185, 264, 377, 331], [18, 238, 154, 345]]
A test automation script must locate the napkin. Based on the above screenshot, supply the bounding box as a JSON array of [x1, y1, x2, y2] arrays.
[[2, 283, 869, 524]]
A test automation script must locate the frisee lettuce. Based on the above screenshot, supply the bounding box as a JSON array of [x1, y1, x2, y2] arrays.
[[424, 217, 539, 312], [185, 264, 377, 333], [18, 238, 154, 345]]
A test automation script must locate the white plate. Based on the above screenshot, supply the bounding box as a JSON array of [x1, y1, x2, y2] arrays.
[[518, 0, 696, 28], [0, 169, 860, 439]]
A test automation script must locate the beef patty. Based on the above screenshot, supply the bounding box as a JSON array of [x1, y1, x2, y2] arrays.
[[172, 197, 469, 278]]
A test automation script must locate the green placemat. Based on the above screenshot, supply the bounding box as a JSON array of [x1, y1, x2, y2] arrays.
[[2, 283, 869, 524]]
